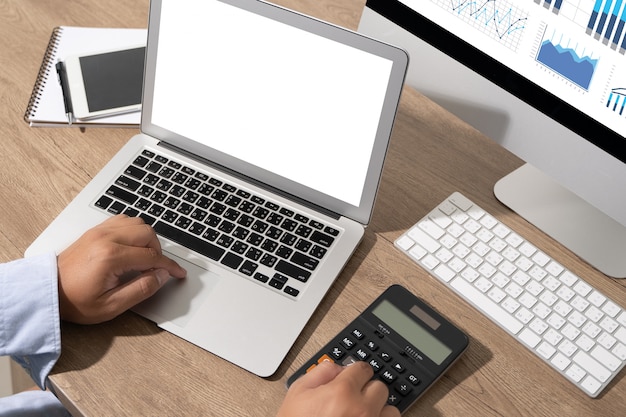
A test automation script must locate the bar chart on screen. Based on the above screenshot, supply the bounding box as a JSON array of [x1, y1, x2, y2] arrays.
[[606, 87, 626, 115], [586, 0, 626, 52], [534, 0, 565, 14]]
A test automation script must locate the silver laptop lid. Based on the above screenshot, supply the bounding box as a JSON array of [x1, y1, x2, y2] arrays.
[[141, 0, 408, 225]]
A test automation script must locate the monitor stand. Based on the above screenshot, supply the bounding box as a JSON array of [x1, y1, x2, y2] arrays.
[[494, 163, 626, 279]]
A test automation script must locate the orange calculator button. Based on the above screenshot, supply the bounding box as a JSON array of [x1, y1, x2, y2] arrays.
[[317, 354, 334, 364], [306, 354, 335, 373]]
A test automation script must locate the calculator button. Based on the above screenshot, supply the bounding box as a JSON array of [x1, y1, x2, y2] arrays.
[[407, 374, 421, 386], [366, 340, 379, 351], [379, 352, 392, 362], [368, 358, 383, 372], [380, 369, 397, 384], [305, 354, 334, 373], [317, 354, 334, 365], [387, 393, 401, 407], [355, 348, 370, 361], [330, 346, 346, 360], [394, 381, 413, 396], [342, 355, 358, 366], [392, 362, 405, 373], [352, 329, 365, 339], [341, 337, 356, 350]]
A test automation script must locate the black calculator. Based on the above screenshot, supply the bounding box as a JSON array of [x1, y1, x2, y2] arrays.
[[287, 285, 469, 413]]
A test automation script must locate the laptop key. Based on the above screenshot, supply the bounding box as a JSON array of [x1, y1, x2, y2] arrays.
[[133, 155, 150, 167], [260, 254, 277, 268], [124, 207, 140, 217], [239, 260, 258, 276], [269, 273, 288, 289], [291, 252, 319, 271], [153, 221, 224, 261], [145, 161, 162, 173], [222, 252, 243, 269], [284, 286, 299, 297], [125, 165, 147, 180], [139, 213, 156, 226], [310, 230, 335, 247], [106, 185, 139, 205], [95, 195, 113, 210], [276, 260, 311, 282], [108, 201, 127, 215]]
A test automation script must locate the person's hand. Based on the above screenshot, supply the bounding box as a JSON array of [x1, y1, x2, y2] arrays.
[[56, 215, 186, 324], [277, 361, 401, 417]]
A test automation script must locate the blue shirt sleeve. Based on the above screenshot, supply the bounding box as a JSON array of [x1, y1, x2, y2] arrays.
[[0, 390, 70, 417], [0, 252, 67, 415]]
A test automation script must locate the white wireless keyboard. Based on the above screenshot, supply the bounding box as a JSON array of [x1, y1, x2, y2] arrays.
[[395, 192, 626, 397]]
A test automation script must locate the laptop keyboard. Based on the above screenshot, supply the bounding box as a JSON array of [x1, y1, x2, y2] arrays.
[[93, 149, 341, 298]]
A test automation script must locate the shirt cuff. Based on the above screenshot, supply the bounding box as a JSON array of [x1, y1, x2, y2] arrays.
[[0, 252, 61, 389], [0, 390, 70, 417]]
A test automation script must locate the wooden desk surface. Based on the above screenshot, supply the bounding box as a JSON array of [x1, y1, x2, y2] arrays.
[[2, 0, 626, 415]]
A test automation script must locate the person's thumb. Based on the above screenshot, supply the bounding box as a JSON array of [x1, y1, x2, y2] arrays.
[[291, 360, 344, 390]]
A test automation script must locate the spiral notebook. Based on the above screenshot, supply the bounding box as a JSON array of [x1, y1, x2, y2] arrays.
[[24, 26, 147, 128]]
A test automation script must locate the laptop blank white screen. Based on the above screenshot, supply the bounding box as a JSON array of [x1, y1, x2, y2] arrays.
[[150, 0, 393, 208]]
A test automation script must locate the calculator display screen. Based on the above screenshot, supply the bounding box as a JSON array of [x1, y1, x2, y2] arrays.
[[373, 300, 452, 365]]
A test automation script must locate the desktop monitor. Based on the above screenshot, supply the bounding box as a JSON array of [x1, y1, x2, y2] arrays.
[[358, 0, 626, 278]]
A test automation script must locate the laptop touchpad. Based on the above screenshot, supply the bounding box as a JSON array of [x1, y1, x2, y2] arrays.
[[133, 251, 220, 328]]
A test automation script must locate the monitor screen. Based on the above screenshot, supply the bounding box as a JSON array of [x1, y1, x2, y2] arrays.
[[359, 0, 626, 277]]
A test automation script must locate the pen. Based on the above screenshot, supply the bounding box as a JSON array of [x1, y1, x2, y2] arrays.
[[55, 61, 73, 125]]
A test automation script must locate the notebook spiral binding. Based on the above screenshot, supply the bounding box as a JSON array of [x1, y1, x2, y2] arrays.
[[23, 27, 63, 123]]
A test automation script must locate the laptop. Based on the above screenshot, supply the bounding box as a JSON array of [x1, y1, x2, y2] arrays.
[[26, 0, 408, 377]]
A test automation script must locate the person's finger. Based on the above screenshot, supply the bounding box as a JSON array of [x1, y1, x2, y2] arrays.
[[96, 214, 146, 232], [108, 245, 187, 278], [334, 360, 374, 390], [291, 360, 344, 389], [381, 405, 401, 417], [105, 268, 172, 314], [104, 221, 163, 252], [98, 213, 133, 225], [361, 378, 391, 410]]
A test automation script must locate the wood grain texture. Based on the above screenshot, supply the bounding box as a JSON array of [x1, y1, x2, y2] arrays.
[[2, 0, 625, 415]]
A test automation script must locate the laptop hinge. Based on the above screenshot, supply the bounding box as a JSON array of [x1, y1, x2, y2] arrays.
[[158, 141, 341, 221]]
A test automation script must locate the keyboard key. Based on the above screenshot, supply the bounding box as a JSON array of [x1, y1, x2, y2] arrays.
[[581, 377, 602, 396], [551, 353, 571, 371], [291, 252, 319, 271], [154, 221, 224, 261], [276, 260, 311, 282], [221, 252, 243, 269], [519, 328, 541, 348], [310, 230, 335, 247], [95, 195, 113, 210], [450, 278, 523, 334], [106, 185, 139, 205], [574, 351, 611, 382], [591, 346, 621, 372], [407, 227, 440, 253]]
